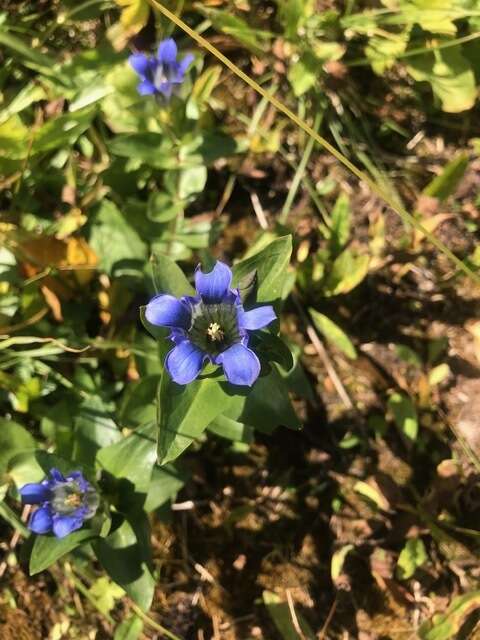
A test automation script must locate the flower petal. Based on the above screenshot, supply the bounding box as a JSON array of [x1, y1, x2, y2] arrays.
[[145, 294, 191, 329], [239, 305, 276, 331], [50, 468, 65, 483], [29, 506, 53, 534], [52, 515, 83, 539], [158, 81, 173, 99], [138, 80, 156, 96], [219, 343, 260, 387], [129, 53, 150, 77], [165, 341, 205, 385], [157, 38, 177, 64], [66, 471, 89, 492], [178, 53, 194, 75], [195, 261, 232, 303], [20, 482, 50, 504]]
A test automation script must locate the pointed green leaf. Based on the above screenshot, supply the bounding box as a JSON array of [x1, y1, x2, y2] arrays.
[[157, 373, 233, 464], [232, 235, 293, 303], [309, 309, 357, 359], [94, 515, 154, 611]]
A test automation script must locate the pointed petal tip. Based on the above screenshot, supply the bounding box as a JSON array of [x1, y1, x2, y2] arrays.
[[240, 305, 277, 331]]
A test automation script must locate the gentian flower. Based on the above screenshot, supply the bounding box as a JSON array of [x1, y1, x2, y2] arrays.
[[20, 468, 99, 539], [129, 38, 194, 100], [145, 261, 277, 386]]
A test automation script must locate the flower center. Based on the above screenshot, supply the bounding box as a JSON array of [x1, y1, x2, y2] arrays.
[[207, 322, 224, 342], [188, 302, 241, 357], [65, 493, 82, 508], [52, 481, 84, 515]]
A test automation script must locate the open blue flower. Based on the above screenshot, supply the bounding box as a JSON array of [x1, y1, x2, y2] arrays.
[[145, 261, 277, 386], [129, 38, 194, 100], [20, 469, 99, 539]]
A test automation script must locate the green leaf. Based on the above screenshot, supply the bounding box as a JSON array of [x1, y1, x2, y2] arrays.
[[88, 576, 125, 615], [178, 166, 208, 200], [94, 515, 154, 611], [120, 376, 161, 427], [407, 43, 476, 113], [114, 615, 144, 640], [0, 82, 46, 126], [189, 65, 223, 112], [329, 193, 351, 254], [89, 200, 147, 275], [199, 8, 271, 54], [395, 344, 422, 367], [0, 418, 36, 480], [147, 192, 183, 223], [263, 590, 316, 640], [288, 52, 318, 96], [418, 591, 480, 640], [396, 538, 428, 580], [365, 30, 410, 75], [422, 154, 469, 201], [31, 108, 95, 154], [232, 236, 293, 303], [227, 365, 301, 432], [276, 0, 315, 39], [29, 510, 110, 575], [149, 253, 195, 297], [0, 115, 30, 160], [144, 463, 190, 512], [309, 310, 357, 359], [388, 393, 418, 442], [253, 332, 294, 371], [0, 29, 68, 82], [73, 396, 121, 466], [157, 373, 233, 464], [97, 423, 157, 499], [208, 414, 254, 443], [109, 133, 176, 168], [324, 250, 369, 296]]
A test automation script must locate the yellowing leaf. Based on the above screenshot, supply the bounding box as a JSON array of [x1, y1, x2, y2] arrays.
[[407, 43, 476, 113], [191, 65, 222, 106], [419, 591, 480, 640], [428, 363, 450, 386], [366, 30, 410, 75], [116, 0, 149, 30], [354, 480, 390, 511], [109, 0, 150, 51], [324, 250, 370, 296], [66, 237, 98, 286], [331, 544, 354, 582], [396, 538, 428, 580]]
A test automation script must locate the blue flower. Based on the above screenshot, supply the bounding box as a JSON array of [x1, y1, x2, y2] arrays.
[[145, 261, 277, 387], [129, 38, 194, 100], [20, 468, 99, 539]]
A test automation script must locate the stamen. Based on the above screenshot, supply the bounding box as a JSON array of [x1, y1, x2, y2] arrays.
[[65, 493, 82, 508], [207, 322, 224, 342]]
